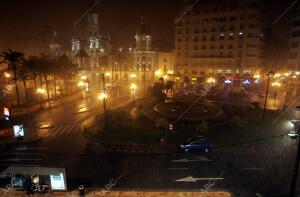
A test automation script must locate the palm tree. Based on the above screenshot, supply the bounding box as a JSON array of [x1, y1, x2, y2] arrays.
[[0, 49, 25, 105], [24, 56, 40, 89], [36, 55, 53, 100], [18, 65, 31, 99]]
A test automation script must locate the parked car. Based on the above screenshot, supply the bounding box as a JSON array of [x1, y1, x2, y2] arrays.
[[178, 136, 210, 152]]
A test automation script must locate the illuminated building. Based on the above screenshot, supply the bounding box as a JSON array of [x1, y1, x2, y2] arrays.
[[174, 0, 265, 82], [286, 5, 300, 98]]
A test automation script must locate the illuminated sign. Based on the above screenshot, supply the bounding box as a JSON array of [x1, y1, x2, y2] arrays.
[[224, 79, 232, 84], [50, 173, 66, 191], [243, 80, 250, 85], [3, 107, 10, 120], [191, 77, 197, 81], [13, 125, 24, 137]]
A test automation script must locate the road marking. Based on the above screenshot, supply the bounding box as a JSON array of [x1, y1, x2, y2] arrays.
[[175, 176, 224, 182], [0, 152, 44, 156], [171, 157, 212, 163], [12, 147, 47, 151], [167, 168, 189, 170], [242, 168, 264, 170], [0, 164, 41, 167], [67, 123, 79, 134], [1, 158, 43, 162], [47, 125, 64, 137]]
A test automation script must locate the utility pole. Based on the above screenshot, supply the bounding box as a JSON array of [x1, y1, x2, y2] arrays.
[[261, 71, 274, 133]]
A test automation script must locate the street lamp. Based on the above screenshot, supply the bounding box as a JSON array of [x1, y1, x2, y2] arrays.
[[99, 73, 107, 113], [36, 88, 46, 101], [4, 72, 11, 78], [155, 70, 162, 77], [261, 71, 274, 133], [206, 77, 216, 84], [130, 83, 137, 102]]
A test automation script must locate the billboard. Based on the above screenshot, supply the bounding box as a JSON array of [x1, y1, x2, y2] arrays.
[[50, 172, 66, 190], [12, 125, 24, 137]]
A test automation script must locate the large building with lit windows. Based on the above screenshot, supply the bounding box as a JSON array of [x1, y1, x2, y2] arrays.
[[174, 0, 265, 82], [286, 6, 300, 98], [70, 12, 175, 84]]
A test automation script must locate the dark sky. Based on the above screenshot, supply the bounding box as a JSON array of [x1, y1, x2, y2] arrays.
[[0, 0, 296, 51], [0, 0, 182, 50]]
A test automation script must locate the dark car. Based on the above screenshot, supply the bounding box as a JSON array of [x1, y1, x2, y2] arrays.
[[296, 106, 300, 111], [178, 136, 210, 152]]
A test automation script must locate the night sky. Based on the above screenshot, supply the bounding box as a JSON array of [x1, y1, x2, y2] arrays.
[[0, 0, 296, 52]]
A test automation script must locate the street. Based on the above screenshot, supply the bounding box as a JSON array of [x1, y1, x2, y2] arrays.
[[0, 94, 297, 196]]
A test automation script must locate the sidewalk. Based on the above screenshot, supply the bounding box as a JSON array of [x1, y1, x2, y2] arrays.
[[0, 189, 232, 197], [8, 89, 85, 117]]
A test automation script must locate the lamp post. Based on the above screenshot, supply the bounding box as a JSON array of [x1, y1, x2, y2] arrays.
[[260, 71, 274, 133], [99, 73, 107, 113], [143, 63, 146, 98], [130, 83, 137, 102]]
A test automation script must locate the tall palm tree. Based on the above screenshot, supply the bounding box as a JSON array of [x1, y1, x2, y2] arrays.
[[24, 56, 40, 90], [0, 49, 25, 105]]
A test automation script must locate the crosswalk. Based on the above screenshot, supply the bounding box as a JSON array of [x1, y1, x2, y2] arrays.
[[0, 145, 45, 168], [37, 121, 82, 138]]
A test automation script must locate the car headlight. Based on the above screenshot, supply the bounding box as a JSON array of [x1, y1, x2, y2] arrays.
[[180, 145, 185, 148]]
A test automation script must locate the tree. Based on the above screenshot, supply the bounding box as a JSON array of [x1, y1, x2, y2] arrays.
[[24, 56, 40, 89], [56, 55, 78, 94], [36, 55, 54, 100], [18, 65, 31, 99], [164, 80, 174, 96], [0, 49, 25, 105]]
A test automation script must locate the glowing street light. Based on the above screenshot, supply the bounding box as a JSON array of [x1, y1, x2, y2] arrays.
[[167, 70, 174, 75], [36, 88, 46, 94], [253, 74, 260, 79], [81, 75, 87, 80], [77, 81, 85, 87], [271, 81, 281, 87], [105, 73, 111, 77], [207, 77, 216, 84], [98, 92, 108, 100], [130, 73, 137, 79], [155, 70, 162, 77], [130, 83, 137, 102], [163, 75, 169, 80], [4, 72, 11, 78]]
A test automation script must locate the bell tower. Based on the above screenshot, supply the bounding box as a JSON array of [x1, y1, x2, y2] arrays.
[[135, 16, 151, 51]]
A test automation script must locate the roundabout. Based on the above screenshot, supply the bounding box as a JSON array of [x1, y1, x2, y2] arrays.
[[154, 97, 225, 123]]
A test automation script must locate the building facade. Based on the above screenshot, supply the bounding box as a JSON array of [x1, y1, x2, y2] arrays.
[[174, 0, 265, 82], [286, 7, 300, 98]]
